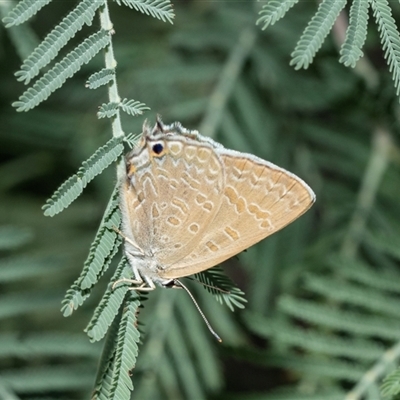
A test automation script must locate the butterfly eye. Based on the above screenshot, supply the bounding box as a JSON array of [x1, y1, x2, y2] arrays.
[[152, 143, 164, 155]]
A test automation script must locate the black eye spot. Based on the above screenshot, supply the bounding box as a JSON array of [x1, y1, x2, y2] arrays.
[[152, 143, 164, 154]]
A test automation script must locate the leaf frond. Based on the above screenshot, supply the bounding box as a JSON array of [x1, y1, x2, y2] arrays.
[[279, 295, 400, 339], [304, 273, 400, 318], [290, 0, 347, 69], [2, 0, 52, 27], [194, 267, 247, 311], [115, 0, 175, 24], [246, 316, 385, 361], [371, 0, 400, 95], [120, 98, 150, 116], [0, 225, 33, 250], [85, 258, 131, 342], [15, 0, 103, 84], [78, 137, 124, 187], [381, 367, 400, 398], [77, 185, 122, 290], [339, 0, 370, 67], [98, 102, 120, 119], [107, 293, 141, 399], [13, 29, 111, 112], [60, 282, 92, 317], [329, 256, 400, 294], [42, 136, 124, 217], [98, 99, 149, 118], [256, 0, 300, 30], [42, 174, 84, 218], [86, 68, 116, 89], [92, 310, 120, 399], [51, 187, 123, 316]]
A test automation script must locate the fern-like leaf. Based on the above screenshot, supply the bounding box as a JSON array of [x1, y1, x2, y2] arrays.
[[120, 98, 150, 116], [279, 295, 400, 340], [0, 225, 33, 250], [290, 0, 347, 70], [339, 0, 370, 67], [108, 293, 141, 400], [245, 314, 385, 361], [61, 188, 122, 316], [123, 132, 141, 149], [42, 136, 124, 217], [381, 367, 400, 398], [194, 267, 247, 311], [78, 185, 122, 290], [256, 0, 300, 30], [78, 137, 124, 186], [92, 306, 122, 400], [2, 0, 52, 27], [98, 102, 120, 119], [14, 0, 103, 84], [60, 282, 92, 317], [98, 99, 149, 118], [371, 0, 400, 95], [304, 273, 400, 318], [86, 68, 116, 89], [13, 29, 111, 112], [329, 256, 400, 294], [42, 174, 84, 218], [115, 0, 175, 24], [85, 258, 131, 342]]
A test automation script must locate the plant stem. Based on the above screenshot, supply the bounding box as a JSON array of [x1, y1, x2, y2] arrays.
[[99, 1, 124, 138], [340, 128, 391, 259], [345, 341, 400, 400], [199, 27, 256, 138]]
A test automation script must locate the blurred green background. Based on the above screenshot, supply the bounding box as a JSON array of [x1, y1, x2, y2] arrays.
[[2, 1, 400, 399]]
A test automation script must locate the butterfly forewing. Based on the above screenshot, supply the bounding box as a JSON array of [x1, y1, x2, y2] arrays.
[[158, 149, 315, 279], [121, 119, 315, 284], [122, 135, 226, 263]]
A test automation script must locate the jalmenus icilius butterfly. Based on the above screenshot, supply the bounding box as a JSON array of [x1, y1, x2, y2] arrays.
[[114, 117, 315, 340]]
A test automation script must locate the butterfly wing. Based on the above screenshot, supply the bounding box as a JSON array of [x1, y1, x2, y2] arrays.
[[158, 148, 315, 279], [121, 135, 226, 263]]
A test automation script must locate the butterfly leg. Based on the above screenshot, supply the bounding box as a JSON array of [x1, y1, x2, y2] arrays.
[[112, 226, 144, 254], [131, 276, 156, 292], [112, 261, 156, 292]]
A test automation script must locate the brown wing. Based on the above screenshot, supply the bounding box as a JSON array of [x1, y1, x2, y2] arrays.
[[120, 136, 226, 263], [159, 149, 315, 279]]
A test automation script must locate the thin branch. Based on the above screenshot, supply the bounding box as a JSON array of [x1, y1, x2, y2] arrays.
[[199, 27, 256, 138], [340, 127, 392, 259], [345, 341, 400, 399]]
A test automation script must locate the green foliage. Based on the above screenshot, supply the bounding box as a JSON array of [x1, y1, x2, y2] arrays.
[[120, 98, 150, 116], [61, 184, 122, 316], [42, 136, 124, 216], [256, 0, 300, 30], [371, 0, 400, 95], [85, 258, 131, 342], [2, 0, 52, 27], [97, 99, 149, 118], [382, 367, 400, 398], [258, 0, 400, 102], [13, 30, 111, 111], [114, 0, 175, 24], [290, 0, 347, 69], [15, 0, 103, 84], [87, 68, 116, 89], [339, 0, 370, 67], [92, 293, 141, 400], [3, 0, 400, 399], [194, 267, 247, 311]]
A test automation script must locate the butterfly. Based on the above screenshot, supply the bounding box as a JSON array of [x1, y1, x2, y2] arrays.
[[117, 117, 315, 293]]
